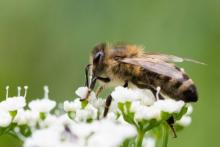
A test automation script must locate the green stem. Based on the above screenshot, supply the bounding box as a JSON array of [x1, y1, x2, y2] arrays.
[[136, 130, 144, 147], [162, 124, 169, 147]]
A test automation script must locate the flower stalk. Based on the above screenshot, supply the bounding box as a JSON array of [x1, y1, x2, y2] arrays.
[[162, 123, 169, 147], [136, 129, 145, 147]]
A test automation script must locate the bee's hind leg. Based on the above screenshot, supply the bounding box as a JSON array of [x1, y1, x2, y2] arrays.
[[167, 116, 177, 138], [103, 81, 128, 117]]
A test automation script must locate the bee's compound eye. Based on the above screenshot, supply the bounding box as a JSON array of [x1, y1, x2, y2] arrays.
[[93, 51, 104, 64]]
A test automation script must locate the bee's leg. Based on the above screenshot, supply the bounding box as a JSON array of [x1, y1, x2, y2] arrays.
[[103, 95, 113, 117], [85, 64, 91, 87], [103, 81, 128, 117], [96, 86, 105, 97], [123, 80, 129, 87], [95, 77, 110, 97], [167, 116, 177, 138]]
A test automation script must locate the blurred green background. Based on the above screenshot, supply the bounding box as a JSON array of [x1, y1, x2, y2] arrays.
[[0, 0, 219, 146]]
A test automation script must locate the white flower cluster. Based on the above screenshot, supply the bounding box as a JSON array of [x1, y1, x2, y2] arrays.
[[0, 85, 195, 147], [64, 87, 105, 122], [111, 86, 193, 127], [0, 86, 56, 133], [24, 115, 136, 147]]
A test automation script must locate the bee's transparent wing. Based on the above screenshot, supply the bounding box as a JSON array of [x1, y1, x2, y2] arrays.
[[120, 58, 183, 79], [143, 52, 206, 65]]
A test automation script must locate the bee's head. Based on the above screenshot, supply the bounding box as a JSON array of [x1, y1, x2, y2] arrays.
[[91, 42, 107, 76]]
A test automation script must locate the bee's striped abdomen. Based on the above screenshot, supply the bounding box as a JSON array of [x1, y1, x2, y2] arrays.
[[138, 68, 198, 102], [161, 70, 198, 102], [177, 78, 198, 102]]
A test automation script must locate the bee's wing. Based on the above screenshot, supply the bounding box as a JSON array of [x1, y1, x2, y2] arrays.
[[143, 52, 206, 65], [120, 58, 183, 79]]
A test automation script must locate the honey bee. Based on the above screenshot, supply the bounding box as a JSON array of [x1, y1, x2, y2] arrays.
[[83, 42, 203, 137]]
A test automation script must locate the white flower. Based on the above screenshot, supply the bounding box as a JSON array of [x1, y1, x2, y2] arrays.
[[74, 104, 97, 122], [24, 127, 78, 147], [75, 87, 96, 99], [175, 104, 193, 127], [186, 104, 193, 115], [13, 109, 39, 126], [24, 115, 79, 147], [153, 99, 185, 113], [87, 120, 136, 147], [63, 100, 81, 112], [0, 96, 26, 111], [39, 115, 58, 128], [88, 96, 105, 109], [13, 109, 29, 125], [29, 98, 56, 113], [106, 112, 117, 120], [134, 105, 161, 120], [0, 110, 12, 127], [111, 86, 154, 104], [130, 101, 141, 112], [71, 119, 136, 147], [176, 116, 192, 127], [143, 137, 156, 147], [111, 86, 139, 103]]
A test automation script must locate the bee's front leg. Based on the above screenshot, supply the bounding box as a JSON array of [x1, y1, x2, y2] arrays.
[[84, 64, 92, 87], [103, 81, 128, 117], [95, 77, 111, 97], [96, 86, 105, 97]]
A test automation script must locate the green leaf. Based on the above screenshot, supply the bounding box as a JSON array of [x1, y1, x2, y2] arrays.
[[125, 101, 131, 113], [143, 119, 160, 132], [86, 118, 93, 123], [0, 123, 16, 136], [174, 124, 184, 132], [121, 137, 135, 147], [118, 102, 125, 112], [40, 112, 46, 120], [81, 100, 88, 109], [19, 125, 32, 137], [175, 106, 188, 120], [67, 112, 75, 119], [116, 112, 121, 119], [0, 127, 6, 136], [160, 112, 171, 121], [9, 111, 17, 119]]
